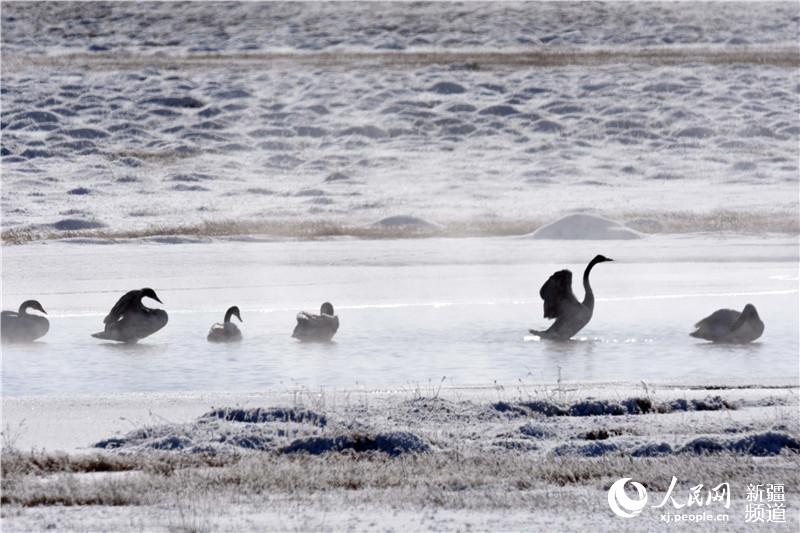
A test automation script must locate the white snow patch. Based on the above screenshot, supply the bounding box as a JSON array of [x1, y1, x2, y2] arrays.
[[524, 214, 642, 240]]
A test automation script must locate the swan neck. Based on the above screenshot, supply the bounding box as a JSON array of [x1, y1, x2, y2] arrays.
[[582, 259, 599, 309], [224, 308, 234, 323]]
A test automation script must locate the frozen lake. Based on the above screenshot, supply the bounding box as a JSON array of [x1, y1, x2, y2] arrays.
[[2, 236, 797, 396]]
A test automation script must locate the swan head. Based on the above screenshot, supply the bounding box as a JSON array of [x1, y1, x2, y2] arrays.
[[320, 302, 335, 316], [742, 303, 759, 318], [225, 306, 242, 323], [592, 254, 614, 264], [20, 300, 47, 315], [141, 288, 163, 304]]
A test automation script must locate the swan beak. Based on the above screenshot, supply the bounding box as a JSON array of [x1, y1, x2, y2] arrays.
[[41, 308, 48, 315], [606, 258, 614, 262], [153, 296, 163, 304]]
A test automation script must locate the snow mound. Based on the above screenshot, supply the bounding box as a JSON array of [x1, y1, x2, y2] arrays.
[[681, 431, 800, 456], [372, 216, 440, 229], [526, 214, 642, 240], [553, 432, 799, 457], [52, 218, 106, 231]]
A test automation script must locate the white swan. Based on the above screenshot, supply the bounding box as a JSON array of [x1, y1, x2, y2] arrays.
[[207, 306, 243, 343], [1, 300, 49, 342], [292, 302, 339, 342], [690, 304, 764, 343]]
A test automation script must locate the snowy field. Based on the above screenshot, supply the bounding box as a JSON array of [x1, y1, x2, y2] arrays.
[[2, 2, 799, 240], [2, 2, 799, 532], [2, 385, 799, 531]]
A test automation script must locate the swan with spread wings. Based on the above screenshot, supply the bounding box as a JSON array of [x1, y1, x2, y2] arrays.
[[92, 288, 168, 343], [529, 255, 613, 341]]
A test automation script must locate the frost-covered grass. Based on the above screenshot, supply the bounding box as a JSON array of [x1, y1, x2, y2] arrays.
[[2, 387, 798, 531], [4, 448, 798, 507], [3, 446, 799, 531]]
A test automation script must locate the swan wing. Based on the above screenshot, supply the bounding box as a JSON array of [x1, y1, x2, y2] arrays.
[[539, 269, 579, 319], [691, 309, 741, 339], [3, 314, 49, 342], [293, 312, 338, 341], [104, 290, 141, 325], [208, 321, 241, 342], [693, 309, 739, 330], [96, 309, 167, 342]]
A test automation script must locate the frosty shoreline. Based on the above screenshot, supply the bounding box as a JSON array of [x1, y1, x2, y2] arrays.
[[2, 384, 798, 531]]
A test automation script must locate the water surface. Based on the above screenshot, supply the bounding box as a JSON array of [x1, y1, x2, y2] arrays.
[[3, 237, 797, 396]]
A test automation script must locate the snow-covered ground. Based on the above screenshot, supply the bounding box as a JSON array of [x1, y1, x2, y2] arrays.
[[2, 3, 798, 239], [2, 384, 799, 531]]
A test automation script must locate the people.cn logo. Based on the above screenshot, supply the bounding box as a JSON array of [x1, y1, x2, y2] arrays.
[[608, 478, 648, 518]]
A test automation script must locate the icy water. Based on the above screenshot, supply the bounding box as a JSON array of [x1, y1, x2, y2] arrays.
[[2, 2, 799, 238], [2, 237, 798, 396]]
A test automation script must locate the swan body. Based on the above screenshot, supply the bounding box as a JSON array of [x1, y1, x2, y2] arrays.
[[529, 254, 613, 340], [1, 300, 49, 342], [208, 306, 242, 342], [292, 302, 339, 342], [690, 304, 764, 343], [92, 288, 167, 343]]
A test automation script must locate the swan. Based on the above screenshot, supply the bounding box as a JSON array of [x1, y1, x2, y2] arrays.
[[529, 254, 613, 340], [207, 306, 243, 342], [292, 302, 339, 342], [92, 288, 168, 343], [1, 300, 49, 342], [690, 303, 764, 343]]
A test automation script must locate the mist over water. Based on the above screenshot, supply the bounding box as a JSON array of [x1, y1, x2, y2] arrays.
[[2, 238, 798, 396]]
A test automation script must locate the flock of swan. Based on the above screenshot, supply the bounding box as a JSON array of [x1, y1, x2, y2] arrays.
[[1, 254, 764, 345]]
